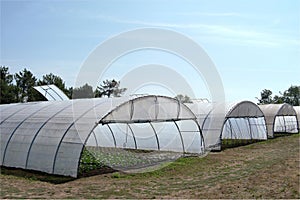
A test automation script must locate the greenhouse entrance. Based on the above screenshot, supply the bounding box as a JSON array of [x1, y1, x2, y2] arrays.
[[186, 101, 268, 150], [80, 96, 204, 175], [259, 103, 298, 138]]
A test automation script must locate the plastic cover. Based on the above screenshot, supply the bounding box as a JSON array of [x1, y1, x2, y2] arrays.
[[259, 103, 298, 137], [0, 95, 203, 177], [34, 85, 69, 101], [186, 101, 266, 150], [294, 106, 300, 131]]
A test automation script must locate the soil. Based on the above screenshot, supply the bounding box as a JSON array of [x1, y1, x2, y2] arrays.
[[0, 134, 299, 199]]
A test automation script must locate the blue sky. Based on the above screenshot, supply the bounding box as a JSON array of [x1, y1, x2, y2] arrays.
[[1, 0, 299, 102]]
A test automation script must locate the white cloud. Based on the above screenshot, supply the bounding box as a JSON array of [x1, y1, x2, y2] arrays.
[[62, 11, 299, 48], [96, 16, 299, 48], [177, 12, 242, 17]]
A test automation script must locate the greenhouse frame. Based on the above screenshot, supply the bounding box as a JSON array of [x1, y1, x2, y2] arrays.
[[294, 106, 300, 131], [0, 95, 204, 177], [34, 84, 70, 101], [259, 103, 298, 138], [186, 101, 267, 150]]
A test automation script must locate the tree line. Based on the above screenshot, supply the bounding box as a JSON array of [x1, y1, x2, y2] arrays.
[[1, 66, 299, 106], [257, 86, 300, 106], [0, 66, 126, 104]]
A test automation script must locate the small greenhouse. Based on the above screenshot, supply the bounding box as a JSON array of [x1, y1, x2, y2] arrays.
[[294, 106, 300, 132], [0, 95, 204, 177], [259, 103, 298, 137], [186, 101, 267, 150], [33, 84, 70, 101]]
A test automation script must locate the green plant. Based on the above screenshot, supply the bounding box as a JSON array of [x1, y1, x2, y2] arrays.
[[111, 172, 121, 178]]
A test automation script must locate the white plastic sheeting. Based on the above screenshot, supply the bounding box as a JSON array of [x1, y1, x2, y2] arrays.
[[34, 85, 69, 101], [259, 103, 298, 137], [186, 101, 267, 150], [294, 106, 300, 131], [0, 95, 203, 177], [100, 96, 196, 123], [95, 96, 203, 154]]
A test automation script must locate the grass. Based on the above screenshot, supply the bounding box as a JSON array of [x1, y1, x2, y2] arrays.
[[0, 133, 299, 199]]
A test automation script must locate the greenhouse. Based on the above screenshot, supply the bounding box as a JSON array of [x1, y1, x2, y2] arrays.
[[186, 101, 267, 150], [34, 84, 70, 101], [259, 103, 298, 138], [0, 95, 204, 177], [294, 106, 300, 131]]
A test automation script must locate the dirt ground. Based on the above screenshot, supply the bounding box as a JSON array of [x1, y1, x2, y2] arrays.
[[1, 134, 299, 199]]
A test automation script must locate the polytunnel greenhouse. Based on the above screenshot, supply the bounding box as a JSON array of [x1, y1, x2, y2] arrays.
[[294, 106, 300, 131], [186, 101, 267, 150], [259, 103, 299, 137], [0, 95, 204, 177]]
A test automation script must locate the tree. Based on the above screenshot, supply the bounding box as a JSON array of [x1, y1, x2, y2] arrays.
[[175, 94, 192, 103], [95, 79, 127, 98], [72, 83, 94, 99], [281, 85, 300, 106], [0, 66, 17, 104], [257, 86, 300, 106], [66, 87, 73, 99], [273, 95, 284, 104], [38, 73, 72, 98], [14, 68, 41, 102], [257, 89, 273, 105]]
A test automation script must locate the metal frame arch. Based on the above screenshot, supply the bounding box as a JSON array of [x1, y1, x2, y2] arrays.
[[2, 103, 53, 165], [295, 107, 300, 131], [218, 116, 227, 148], [275, 103, 297, 117], [51, 100, 108, 174], [34, 85, 68, 101], [272, 103, 297, 134], [219, 101, 267, 146], [76, 123, 98, 178], [173, 120, 185, 153], [247, 118, 253, 140], [106, 124, 117, 147], [0, 103, 24, 116], [226, 101, 265, 118], [201, 110, 212, 130], [81, 123, 117, 149], [45, 85, 65, 101], [99, 95, 204, 154], [250, 103, 268, 137], [149, 122, 160, 151], [0, 105, 29, 125], [99, 95, 199, 124], [154, 96, 159, 120], [228, 118, 234, 139], [126, 123, 137, 149], [91, 130, 99, 148], [192, 118, 205, 153], [39, 86, 57, 100], [129, 99, 134, 120], [25, 103, 73, 168], [175, 97, 181, 119]]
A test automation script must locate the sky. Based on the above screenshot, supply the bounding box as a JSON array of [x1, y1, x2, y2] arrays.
[[1, 0, 299, 102]]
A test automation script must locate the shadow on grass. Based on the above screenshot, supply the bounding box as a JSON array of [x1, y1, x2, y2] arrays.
[[0, 166, 75, 184], [273, 132, 298, 138], [221, 139, 264, 150], [221, 132, 300, 150], [0, 165, 118, 184]]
